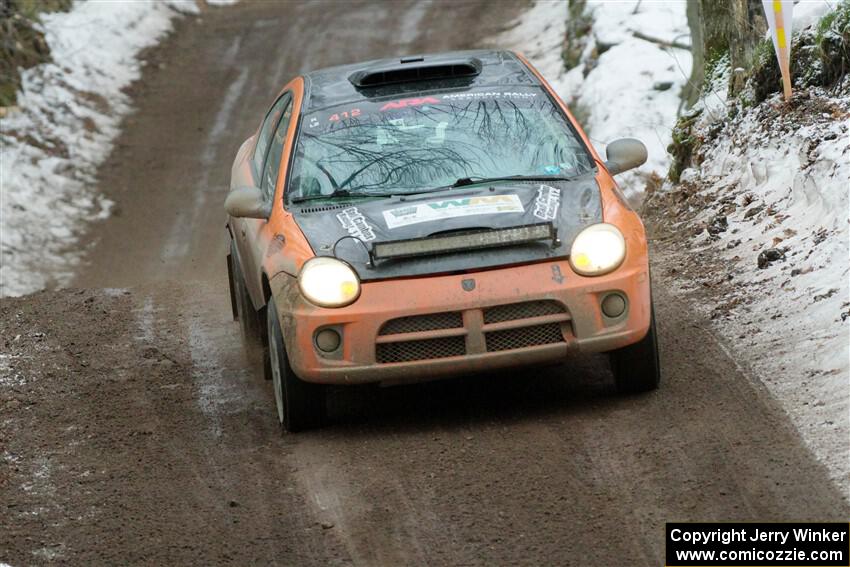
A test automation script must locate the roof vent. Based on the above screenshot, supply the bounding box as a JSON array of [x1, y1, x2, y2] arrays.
[[348, 57, 482, 88]]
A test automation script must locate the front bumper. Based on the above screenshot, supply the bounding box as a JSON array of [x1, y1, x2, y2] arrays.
[[270, 258, 650, 385]]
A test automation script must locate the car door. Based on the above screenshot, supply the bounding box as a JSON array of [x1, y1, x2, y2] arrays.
[[233, 93, 293, 307]]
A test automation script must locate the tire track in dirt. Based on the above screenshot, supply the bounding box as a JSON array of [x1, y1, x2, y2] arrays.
[[2, 1, 846, 565]]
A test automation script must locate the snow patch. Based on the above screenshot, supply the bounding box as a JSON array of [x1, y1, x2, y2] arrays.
[[497, 0, 691, 199], [792, 0, 836, 31], [565, 0, 691, 197], [0, 1, 191, 297], [495, 0, 568, 87]]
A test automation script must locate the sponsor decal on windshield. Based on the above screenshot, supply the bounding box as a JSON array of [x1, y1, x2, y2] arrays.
[[378, 92, 536, 111], [337, 207, 376, 241], [533, 185, 561, 221], [380, 97, 440, 111], [441, 91, 538, 100], [328, 108, 361, 122], [383, 195, 524, 229]]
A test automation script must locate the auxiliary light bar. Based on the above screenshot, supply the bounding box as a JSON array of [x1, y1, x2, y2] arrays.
[[371, 223, 557, 262]]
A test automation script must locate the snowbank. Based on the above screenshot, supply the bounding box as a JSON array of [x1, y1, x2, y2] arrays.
[[644, 0, 849, 493], [497, 0, 691, 200], [654, 81, 850, 494], [0, 1, 196, 297]]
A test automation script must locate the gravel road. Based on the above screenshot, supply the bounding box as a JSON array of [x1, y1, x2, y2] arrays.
[[1, 1, 847, 565]]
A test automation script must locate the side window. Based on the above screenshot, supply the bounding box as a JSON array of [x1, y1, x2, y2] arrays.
[[252, 94, 290, 180], [260, 97, 293, 199]]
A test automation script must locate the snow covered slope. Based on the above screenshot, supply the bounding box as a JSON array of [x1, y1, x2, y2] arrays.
[[0, 1, 197, 297], [649, 79, 850, 495], [647, 4, 849, 493]]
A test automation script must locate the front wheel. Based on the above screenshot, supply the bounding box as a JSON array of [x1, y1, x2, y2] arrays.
[[266, 296, 326, 432], [609, 303, 661, 394]]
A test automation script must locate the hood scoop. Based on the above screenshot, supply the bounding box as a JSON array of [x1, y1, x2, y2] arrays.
[[348, 56, 482, 88]]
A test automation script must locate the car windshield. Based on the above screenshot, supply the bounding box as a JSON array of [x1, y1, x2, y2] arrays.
[[287, 87, 594, 201]]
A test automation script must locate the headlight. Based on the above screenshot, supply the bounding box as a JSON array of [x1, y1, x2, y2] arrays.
[[297, 257, 360, 307], [569, 223, 626, 276]]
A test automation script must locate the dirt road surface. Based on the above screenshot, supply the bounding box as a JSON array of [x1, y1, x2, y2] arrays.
[[2, 1, 847, 565]]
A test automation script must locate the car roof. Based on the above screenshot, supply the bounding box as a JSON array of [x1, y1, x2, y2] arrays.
[[301, 50, 540, 111]]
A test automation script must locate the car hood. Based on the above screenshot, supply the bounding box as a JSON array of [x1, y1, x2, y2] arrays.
[[291, 177, 602, 281]]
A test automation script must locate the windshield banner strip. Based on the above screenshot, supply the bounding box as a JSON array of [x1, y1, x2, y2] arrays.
[[383, 194, 524, 229]]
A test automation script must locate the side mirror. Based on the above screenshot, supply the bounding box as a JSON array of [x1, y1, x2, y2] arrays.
[[604, 138, 647, 176], [224, 186, 271, 219]]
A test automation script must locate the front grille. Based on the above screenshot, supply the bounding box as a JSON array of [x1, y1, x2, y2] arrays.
[[376, 336, 466, 363], [483, 300, 566, 324], [485, 323, 565, 352], [379, 311, 463, 335], [375, 300, 570, 364]]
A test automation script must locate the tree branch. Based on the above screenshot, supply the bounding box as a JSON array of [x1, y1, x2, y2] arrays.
[[632, 31, 691, 51]]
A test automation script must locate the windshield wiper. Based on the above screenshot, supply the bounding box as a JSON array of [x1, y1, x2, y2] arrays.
[[452, 174, 581, 188], [290, 190, 396, 204], [291, 174, 585, 204], [375, 174, 583, 200]]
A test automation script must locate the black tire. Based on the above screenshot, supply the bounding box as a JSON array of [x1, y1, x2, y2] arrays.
[[231, 240, 263, 350], [609, 303, 661, 394], [266, 296, 326, 432]]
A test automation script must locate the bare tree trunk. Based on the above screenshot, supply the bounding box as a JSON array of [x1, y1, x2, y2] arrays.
[[687, 0, 768, 101], [727, 0, 769, 95], [682, 0, 704, 109]]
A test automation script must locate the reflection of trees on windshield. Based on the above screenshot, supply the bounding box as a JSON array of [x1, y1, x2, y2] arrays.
[[302, 119, 475, 191], [291, 97, 592, 197]]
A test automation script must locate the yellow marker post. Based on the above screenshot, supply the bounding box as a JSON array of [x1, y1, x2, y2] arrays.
[[763, 0, 794, 101]]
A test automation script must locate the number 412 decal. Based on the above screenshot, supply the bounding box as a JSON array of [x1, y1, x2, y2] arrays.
[[328, 109, 361, 122]]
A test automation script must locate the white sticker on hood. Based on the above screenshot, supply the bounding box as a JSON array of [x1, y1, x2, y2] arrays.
[[383, 194, 524, 229], [337, 207, 376, 241], [533, 185, 561, 221]]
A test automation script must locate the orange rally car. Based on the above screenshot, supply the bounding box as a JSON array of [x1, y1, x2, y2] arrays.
[[224, 50, 660, 432]]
